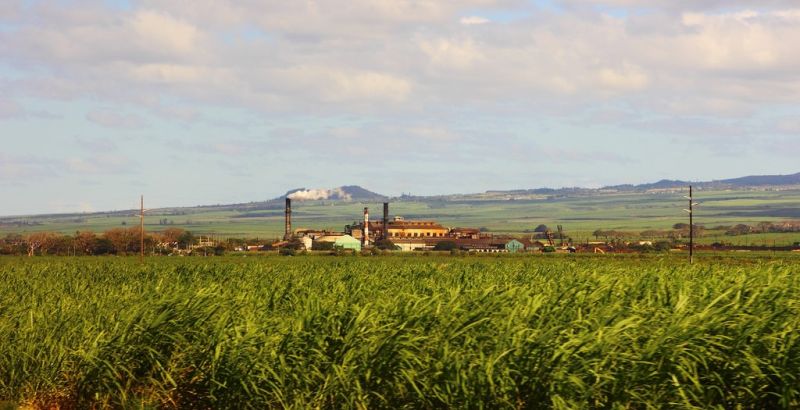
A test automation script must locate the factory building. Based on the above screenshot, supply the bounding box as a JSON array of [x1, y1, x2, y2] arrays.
[[391, 237, 529, 253], [347, 217, 449, 239], [280, 198, 539, 253], [457, 238, 526, 253], [386, 217, 449, 238], [449, 228, 484, 239]]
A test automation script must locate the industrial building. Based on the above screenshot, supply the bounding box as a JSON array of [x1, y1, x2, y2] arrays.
[[347, 217, 449, 240], [278, 198, 544, 253]]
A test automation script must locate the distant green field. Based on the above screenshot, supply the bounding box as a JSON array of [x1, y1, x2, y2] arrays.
[[3, 188, 800, 245], [2, 254, 799, 408]]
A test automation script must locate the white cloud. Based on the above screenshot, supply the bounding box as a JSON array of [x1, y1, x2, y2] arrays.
[[460, 16, 490, 25], [597, 64, 649, 92], [130, 10, 200, 55], [2, 1, 800, 130], [419, 37, 484, 69]]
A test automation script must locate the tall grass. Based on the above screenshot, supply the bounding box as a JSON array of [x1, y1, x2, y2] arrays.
[[0, 255, 798, 408]]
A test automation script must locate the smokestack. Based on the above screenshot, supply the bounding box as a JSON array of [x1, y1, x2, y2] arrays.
[[383, 202, 389, 240], [284, 197, 292, 240], [363, 207, 369, 247]]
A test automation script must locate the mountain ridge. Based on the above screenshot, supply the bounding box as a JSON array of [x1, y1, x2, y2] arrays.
[[601, 172, 800, 192]]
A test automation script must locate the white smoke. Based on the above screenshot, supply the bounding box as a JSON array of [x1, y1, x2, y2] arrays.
[[287, 187, 352, 201]]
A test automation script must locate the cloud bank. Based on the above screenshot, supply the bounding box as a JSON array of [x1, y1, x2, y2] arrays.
[[2, 1, 799, 118]]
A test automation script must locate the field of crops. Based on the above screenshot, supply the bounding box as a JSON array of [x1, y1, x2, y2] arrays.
[[1, 254, 799, 408]]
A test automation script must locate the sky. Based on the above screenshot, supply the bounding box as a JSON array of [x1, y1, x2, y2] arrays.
[[2, 0, 800, 215]]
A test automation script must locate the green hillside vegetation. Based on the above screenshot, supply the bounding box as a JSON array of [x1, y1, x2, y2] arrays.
[[1, 255, 799, 408]]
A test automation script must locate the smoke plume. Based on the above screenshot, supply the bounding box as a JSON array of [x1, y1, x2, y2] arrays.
[[287, 187, 352, 201]]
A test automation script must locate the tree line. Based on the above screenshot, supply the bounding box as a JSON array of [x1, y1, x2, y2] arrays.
[[0, 228, 229, 256], [590, 221, 800, 241]]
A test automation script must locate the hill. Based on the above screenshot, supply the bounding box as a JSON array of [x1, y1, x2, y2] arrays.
[[599, 172, 800, 193], [718, 172, 800, 187], [279, 186, 387, 201]]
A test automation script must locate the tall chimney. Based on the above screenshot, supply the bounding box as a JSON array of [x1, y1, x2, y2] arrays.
[[363, 207, 369, 247], [383, 202, 389, 240], [284, 197, 292, 240]]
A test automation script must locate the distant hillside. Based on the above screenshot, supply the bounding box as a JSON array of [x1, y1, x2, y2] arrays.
[[603, 179, 690, 192], [278, 185, 387, 201], [718, 172, 800, 187], [601, 172, 800, 192], [2, 174, 798, 220]]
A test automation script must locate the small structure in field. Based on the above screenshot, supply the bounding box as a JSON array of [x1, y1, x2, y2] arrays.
[[334, 235, 362, 251]]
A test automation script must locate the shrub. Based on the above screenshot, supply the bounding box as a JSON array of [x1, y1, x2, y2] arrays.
[[433, 241, 458, 251], [311, 241, 334, 251]]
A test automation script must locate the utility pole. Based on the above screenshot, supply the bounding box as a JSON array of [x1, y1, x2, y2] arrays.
[[683, 186, 698, 264], [140, 195, 145, 264]]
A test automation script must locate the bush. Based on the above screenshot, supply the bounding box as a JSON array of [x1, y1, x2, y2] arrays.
[[284, 239, 305, 251], [653, 241, 672, 252], [433, 241, 458, 251], [312, 241, 334, 251], [374, 239, 398, 251], [279, 248, 296, 256]]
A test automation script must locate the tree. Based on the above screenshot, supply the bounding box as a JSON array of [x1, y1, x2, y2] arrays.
[[26, 232, 59, 256], [177, 231, 196, 250], [48, 235, 75, 255], [161, 228, 186, 246], [94, 237, 115, 255], [693, 225, 706, 238], [0, 233, 25, 255], [640, 230, 666, 239], [757, 221, 773, 234], [433, 241, 458, 251], [103, 228, 138, 255], [73, 231, 98, 255], [726, 224, 752, 236], [534, 224, 549, 233]]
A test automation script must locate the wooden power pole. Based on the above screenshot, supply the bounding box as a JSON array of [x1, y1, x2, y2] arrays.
[[140, 195, 144, 263], [683, 186, 698, 264]]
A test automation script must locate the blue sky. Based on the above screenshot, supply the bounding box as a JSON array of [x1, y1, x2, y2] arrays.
[[2, 0, 800, 215]]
